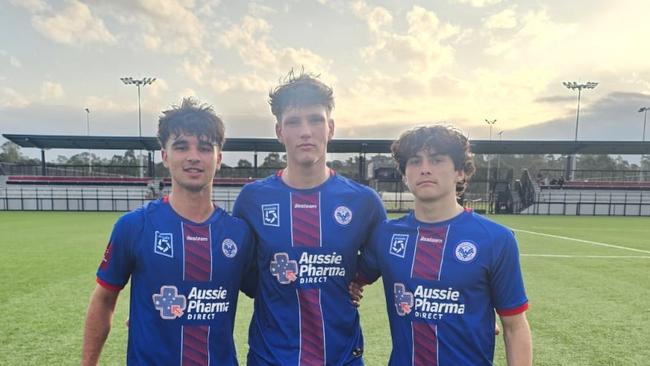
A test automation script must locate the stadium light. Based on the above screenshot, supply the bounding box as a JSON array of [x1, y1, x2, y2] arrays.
[[84, 108, 90, 136], [563, 81, 598, 141], [121, 77, 156, 177], [120, 77, 156, 139], [485, 119, 497, 204], [563, 81, 598, 180], [497, 130, 504, 173], [639, 107, 649, 142], [85, 108, 91, 174]]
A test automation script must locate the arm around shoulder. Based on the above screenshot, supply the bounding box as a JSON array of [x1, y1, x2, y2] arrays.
[[500, 311, 532, 366], [81, 284, 121, 366]]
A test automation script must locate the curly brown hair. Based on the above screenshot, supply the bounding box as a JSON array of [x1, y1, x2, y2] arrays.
[[269, 69, 334, 122], [157, 97, 225, 149], [391, 125, 475, 195]]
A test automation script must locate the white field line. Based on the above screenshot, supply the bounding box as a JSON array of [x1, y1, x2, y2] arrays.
[[512, 229, 650, 255], [521, 254, 650, 259]]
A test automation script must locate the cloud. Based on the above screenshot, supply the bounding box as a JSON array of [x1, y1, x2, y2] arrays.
[[147, 79, 170, 99], [31, 0, 116, 45], [9, 0, 50, 13], [509, 91, 650, 141], [535, 95, 576, 104], [0, 87, 30, 109], [40, 81, 65, 100], [248, 2, 277, 16], [354, 4, 459, 78], [484, 8, 517, 30], [484, 9, 577, 59], [108, 0, 206, 54], [0, 50, 22, 68], [453, 0, 503, 8], [219, 15, 331, 74]]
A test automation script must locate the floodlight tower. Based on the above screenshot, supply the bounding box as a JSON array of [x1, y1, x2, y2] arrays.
[[563, 81, 598, 180], [85, 108, 90, 136], [485, 119, 497, 206], [120, 77, 156, 177], [639, 107, 649, 142], [85, 108, 91, 174]]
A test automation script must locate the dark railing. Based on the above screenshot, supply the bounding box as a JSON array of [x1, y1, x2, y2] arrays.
[[522, 190, 650, 216], [538, 168, 650, 183]]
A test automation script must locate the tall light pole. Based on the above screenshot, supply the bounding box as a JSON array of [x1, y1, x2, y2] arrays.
[[485, 119, 497, 210], [563, 81, 598, 180], [639, 107, 649, 142], [497, 130, 504, 174], [85, 108, 91, 174], [639, 107, 649, 181], [85, 108, 90, 135], [121, 77, 156, 177]]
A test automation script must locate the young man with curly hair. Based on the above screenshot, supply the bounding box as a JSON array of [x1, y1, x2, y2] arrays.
[[355, 125, 532, 366]]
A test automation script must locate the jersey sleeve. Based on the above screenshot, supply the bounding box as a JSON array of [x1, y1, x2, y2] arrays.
[[368, 188, 388, 227], [95, 213, 138, 291], [357, 224, 383, 285], [490, 230, 529, 316]]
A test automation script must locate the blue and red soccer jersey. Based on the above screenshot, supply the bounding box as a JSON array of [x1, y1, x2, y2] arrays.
[[96, 197, 254, 365], [358, 209, 528, 366], [233, 172, 387, 365]]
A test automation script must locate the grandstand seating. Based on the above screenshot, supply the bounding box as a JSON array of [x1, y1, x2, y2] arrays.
[[560, 180, 650, 190], [6, 175, 150, 186], [0, 174, 248, 212], [522, 189, 650, 215]]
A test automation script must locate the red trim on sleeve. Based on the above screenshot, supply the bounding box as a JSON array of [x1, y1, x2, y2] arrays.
[[497, 302, 529, 316], [276, 169, 284, 177], [162, 195, 169, 203], [96, 277, 123, 292]]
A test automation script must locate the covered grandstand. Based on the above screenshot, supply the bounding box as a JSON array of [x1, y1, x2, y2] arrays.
[[2, 133, 650, 215]]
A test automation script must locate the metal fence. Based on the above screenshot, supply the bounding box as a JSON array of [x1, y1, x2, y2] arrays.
[[0, 186, 242, 212], [521, 189, 650, 216]]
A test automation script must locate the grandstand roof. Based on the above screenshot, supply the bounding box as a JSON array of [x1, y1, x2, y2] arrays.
[[4, 134, 650, 154]]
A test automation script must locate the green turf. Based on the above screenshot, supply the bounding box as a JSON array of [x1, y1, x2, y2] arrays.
[[0, 212, 648, 365]]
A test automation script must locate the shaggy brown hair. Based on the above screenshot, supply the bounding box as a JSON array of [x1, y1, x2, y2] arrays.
[[391, 125, 475, 195], [269, 69, 334, 122], [157, 98, 225, 149]]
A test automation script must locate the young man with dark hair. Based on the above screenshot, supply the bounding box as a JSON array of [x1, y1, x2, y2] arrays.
[[81, 98, 255, 365], [356, 125, 532, 365], [233, 71, 386, 365]]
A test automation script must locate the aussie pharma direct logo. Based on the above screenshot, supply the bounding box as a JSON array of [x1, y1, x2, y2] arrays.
[[270, 252, 346, 285], [393, 283, 465, 320], [152, 285, 230, 321]]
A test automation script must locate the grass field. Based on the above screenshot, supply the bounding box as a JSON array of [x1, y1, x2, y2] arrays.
[[1, 212, 649, 365]]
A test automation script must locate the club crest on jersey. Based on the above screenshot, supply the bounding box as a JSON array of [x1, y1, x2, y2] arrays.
[[152, 285, 186, 319], [262, 203, 280, 227], [154, 231, 173, 258], [222, 238, 238, 258], [394, 283, 414, 316], [389, 234, 409, 258], [454, 241, 478, 263], [270, 252, 298, 284], [333, 205, 352, 225]]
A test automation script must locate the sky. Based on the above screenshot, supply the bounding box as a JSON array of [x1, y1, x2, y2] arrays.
[[1, 0, 650, 162]]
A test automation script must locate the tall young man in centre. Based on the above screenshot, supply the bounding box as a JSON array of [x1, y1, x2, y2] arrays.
[[233, 72, 387, 365], [355, 125, 532, 365]]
